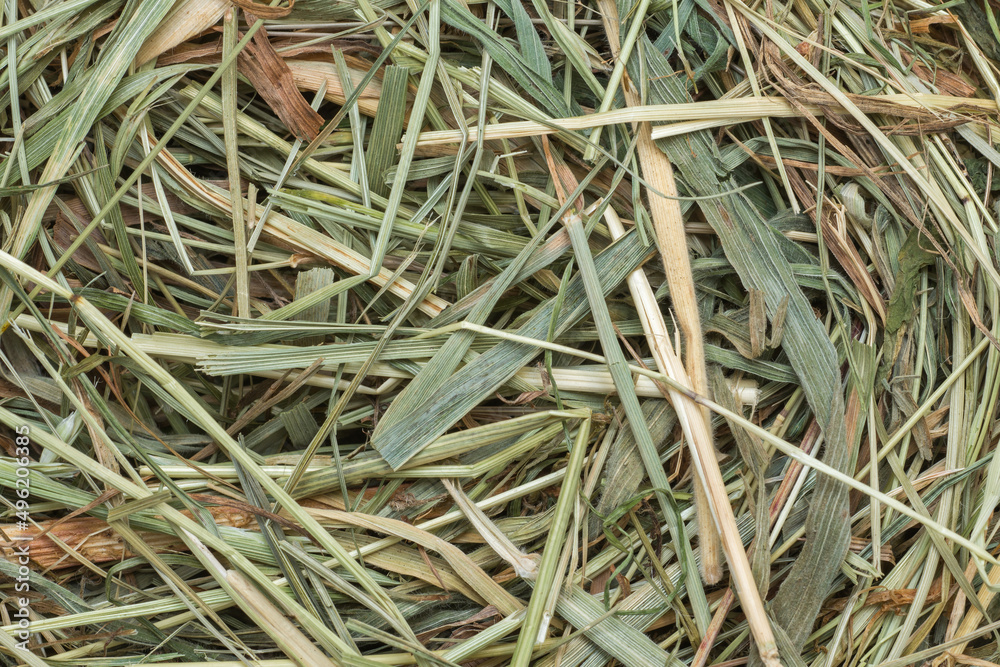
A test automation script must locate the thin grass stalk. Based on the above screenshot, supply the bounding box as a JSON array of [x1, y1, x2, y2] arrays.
[[556, 208, 713, 630], [332, 48, 371, 209], [606, 206, 779, 665], [224, 566, 339, 667], [0, 19, 265, 330], [583, 0, 651, 159], [410, 95, 994, 146], [723, 3, 798, 211], [635, 122, 722, 584], [407, 319, 999, 562], [4, 0, 28, 190], [0, 251, 428, 649], [0, 0, 177, 318], [441, 479, 540, 578], [510, 415, 589, 666], [730, 2, 1000, 291], [598, 0, 724, 584], [222, 7, 249, 318]]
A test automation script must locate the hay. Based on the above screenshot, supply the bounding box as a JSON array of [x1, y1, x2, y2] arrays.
[[1, 0, 1000, 665]]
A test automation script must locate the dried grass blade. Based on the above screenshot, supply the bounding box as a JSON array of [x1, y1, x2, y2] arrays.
[[639, 36, 852, 656], [222, 8, 249, 318], [558, 207, 711, 630], [605, 207, 778, 663], [369, 227, 648, 468], [0, 251, 424, 648], [510, 416, 589, 665], [364, 65, 408, 198], [0, 0, 177, 318], [302, 507, 524, 616]]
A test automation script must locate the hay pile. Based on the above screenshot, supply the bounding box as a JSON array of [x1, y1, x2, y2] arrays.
[[1, 0, 1000, 664]]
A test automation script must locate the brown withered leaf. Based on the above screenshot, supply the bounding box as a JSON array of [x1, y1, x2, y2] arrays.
[[238, 15, 323, 140], [0, 505, 258, 570], [234, 0, 295, 19]]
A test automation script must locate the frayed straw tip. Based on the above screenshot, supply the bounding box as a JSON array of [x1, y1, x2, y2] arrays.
[[760, 646, 783, 667], [701, 559, 724, 585]]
